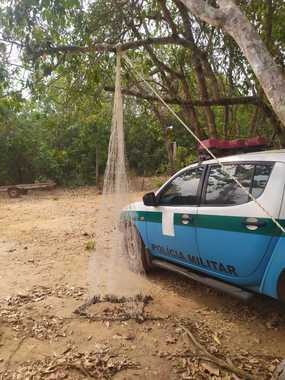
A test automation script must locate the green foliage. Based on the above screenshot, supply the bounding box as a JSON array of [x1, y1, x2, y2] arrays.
[[175, 146, 196, 169], [0, 94, 170, 185], [125, 108, 168, 175], [0, 0, 283, 187]]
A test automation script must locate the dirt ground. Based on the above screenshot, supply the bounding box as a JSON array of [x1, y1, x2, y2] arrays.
[[1, 187, 285, 379]]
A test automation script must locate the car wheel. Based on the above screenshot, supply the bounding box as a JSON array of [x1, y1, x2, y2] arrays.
[[122, 221, 153, 273], [277, 270, 285, 302], [8, 187, 21, 198]]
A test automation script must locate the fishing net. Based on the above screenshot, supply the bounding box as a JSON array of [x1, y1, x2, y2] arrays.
[[88, 52, 147, 299], [103, 53, 128, 194]]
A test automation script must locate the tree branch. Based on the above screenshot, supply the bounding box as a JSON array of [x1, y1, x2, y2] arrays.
[[179, 0, 227, 27], [36, 36, 190, 56], [104, 86, 262, 107], [179, 0, 285, 128], [157, 0, 179, 36]]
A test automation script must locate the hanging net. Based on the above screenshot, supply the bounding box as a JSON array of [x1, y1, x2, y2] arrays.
[[88, 52, 146, 298], [103, 52, 128, 194]]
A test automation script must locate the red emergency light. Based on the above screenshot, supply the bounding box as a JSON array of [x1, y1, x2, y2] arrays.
[[198, 136, 269, 159]]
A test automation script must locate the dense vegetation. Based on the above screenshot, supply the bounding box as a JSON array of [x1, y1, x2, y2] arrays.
[[0, 0, 284, 185]]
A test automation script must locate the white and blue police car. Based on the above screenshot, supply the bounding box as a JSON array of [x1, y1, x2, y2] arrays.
[[122, 150, 285, 302]]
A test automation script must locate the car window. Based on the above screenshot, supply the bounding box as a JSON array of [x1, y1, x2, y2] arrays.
[[159, 167, 204, 205], [252, 165, 272, 198], [205, 164, 254, 205], [204, 163, 272, 206]]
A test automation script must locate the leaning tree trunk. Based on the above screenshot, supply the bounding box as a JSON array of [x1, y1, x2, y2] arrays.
[[179, 0, 285, 128]]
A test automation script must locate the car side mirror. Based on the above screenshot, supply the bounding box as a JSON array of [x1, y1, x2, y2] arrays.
[[143, 192, 158, 206]]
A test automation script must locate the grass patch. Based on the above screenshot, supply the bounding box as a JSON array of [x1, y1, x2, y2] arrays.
[[85, 240, 96, 250]]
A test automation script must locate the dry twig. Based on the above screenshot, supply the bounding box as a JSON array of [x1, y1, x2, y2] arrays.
[[179, 324, 258, 380]]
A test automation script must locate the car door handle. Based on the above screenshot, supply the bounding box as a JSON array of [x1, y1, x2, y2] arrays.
[[242, 217, 266, 230], [181, 214, 193, 225]]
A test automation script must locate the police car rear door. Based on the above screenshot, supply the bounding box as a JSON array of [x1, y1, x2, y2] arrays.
[[146, 165, 205, 269], [196, 161, 278, 284]]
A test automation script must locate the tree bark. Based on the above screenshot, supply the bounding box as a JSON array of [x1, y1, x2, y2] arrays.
[[192, 56, 217, 137], [179, 0, 285, 127], [179, 72, 206, 139]]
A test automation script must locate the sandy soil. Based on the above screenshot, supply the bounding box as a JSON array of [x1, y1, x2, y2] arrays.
[[0, 187, 285, 379]]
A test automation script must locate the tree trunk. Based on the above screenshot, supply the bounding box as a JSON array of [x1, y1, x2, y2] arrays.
[[179, 0, 285, 127], [192, 56, 217, 138], [179, 69, 207, 139], [152, 106, 175, 174], [95, 143, 100, 187], [175, 1, 217, 137], [249, 107, 259, 136], [224, 105, 229, 139], [201, 58, 220, 99], [265, 0, 273, 53]]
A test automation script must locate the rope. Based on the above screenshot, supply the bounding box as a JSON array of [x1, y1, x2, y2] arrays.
[[122, 54, 285, 235]]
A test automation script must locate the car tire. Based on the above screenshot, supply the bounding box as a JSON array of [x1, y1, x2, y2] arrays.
[[122, 221, 153, 273], [8, 187, 21, 198], [277, 270, 285, 302]]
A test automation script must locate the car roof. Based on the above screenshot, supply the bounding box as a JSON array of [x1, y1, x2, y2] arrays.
[[197, 149, 285, 166], [168, 149, 285, 180]]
